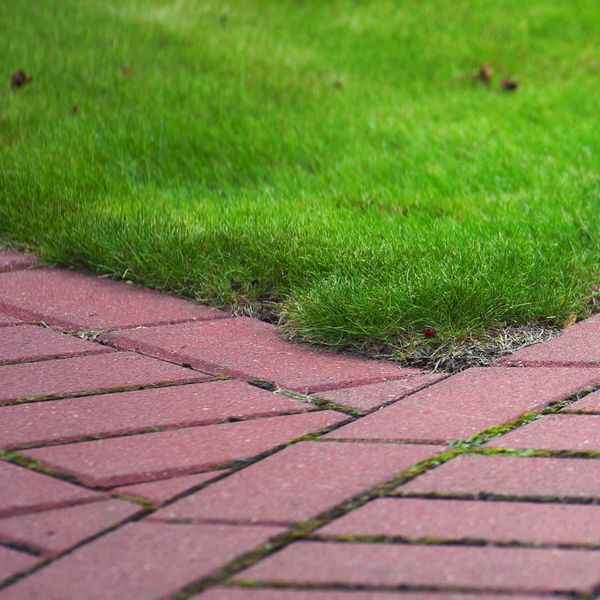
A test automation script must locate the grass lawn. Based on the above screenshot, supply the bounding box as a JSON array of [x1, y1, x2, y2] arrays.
[[1, 0, 599, 368]]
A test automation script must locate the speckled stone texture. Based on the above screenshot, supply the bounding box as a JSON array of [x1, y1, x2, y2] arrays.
[[0, 380, 314, 449], [496, 313, 600, 366], [0, 352, 206, 404], [0, 249, 36, 272], [102, 317, 421, 393], [0, 324, 112, 364], [0, 268, 229, 329], [0, 522, 283, 600], [234, 542, 600, 593], [23, 411, 346, 487], [156, 441, 440, 523], [325, 366, 600, 442]]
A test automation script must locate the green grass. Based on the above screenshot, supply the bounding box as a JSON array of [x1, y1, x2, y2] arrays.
[[1, 0, 599, 365]]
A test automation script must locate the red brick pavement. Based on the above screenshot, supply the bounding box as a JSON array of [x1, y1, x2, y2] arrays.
[[1, 249, 600, 598]]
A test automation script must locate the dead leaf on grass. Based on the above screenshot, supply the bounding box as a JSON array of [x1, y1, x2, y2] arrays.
[[477, 64, 494, 85], [121, 65, 134, 77], [9, 69, 33, 89], [562, 313, 577, 328], [500, 77, 518, 91]]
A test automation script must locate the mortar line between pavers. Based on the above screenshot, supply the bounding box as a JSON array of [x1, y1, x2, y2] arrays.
[[3, 407, 327, 451], [0, 501, 151, 591], [305, 533, 600, 552], [389, 490, 600, 505], [218, 580, 577, 598], [0, 348, 115, 367], [0, 540, 43, 558], [0, 376, 219, 407], [493, 361, 600, 369]]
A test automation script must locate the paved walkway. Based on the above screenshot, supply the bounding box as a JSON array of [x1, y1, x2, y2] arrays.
[[0, 248, 599, 599]]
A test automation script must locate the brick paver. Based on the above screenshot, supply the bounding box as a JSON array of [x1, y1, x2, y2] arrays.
[[4, 251, 600, 598], [102, 317, 421, 393], [0, 352, 206, 404], [156, 442, 439, 523], [318, 497, 600, 545], [0, 380, 314, 449], [113, 472, 223, 505], [0, 324, 112, 365], [0, 545, 38, 583], [485, 414, 600, 451], [325, 366, 600, 442], [1, 522, 283, 600], [497, 313, 600, 367], [563, 388, 600, 412], [0, 461, 99, 518], [23, 411, 346, 487], [0, 500, 141, 556], [399, 455, 600, 498], [0, 268, 229, 330], [0, 249, 36, 272], [235, 542, 600, 593], [314, 372, 445, 411]]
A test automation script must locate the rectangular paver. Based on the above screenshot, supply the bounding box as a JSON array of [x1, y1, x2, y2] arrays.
[[0, 461, 100, 518], [497, 314, 600, 367], [485, 414, 600, 451], [235, 541, 600, 593], [156, 442, 440, 523], [399, 455, 600, 499], [0, 545, 38, 583], [0, 268, 229, 330], [114, 471, 223, 505], [0, 324, 112, 365], [563, 388, 600, 413], [0, 249, 36, 272], [23, 411, 346, 487], [0, 352, 207, 404], [0, 380, 314, 449], [314, 372, 445, 411], [0, 499, 141, 556], [1, 522, 283, 600], [325, 367, 600, 442], [102, 317, 421, 393], [318, 497, 600, 545]]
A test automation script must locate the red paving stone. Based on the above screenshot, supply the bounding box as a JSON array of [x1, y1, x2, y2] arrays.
[[564, 388, 600, 412], [497, 313, 600, 367], [485, 414, 600, 451], [318, 497, 600, 545], [325, 366, 600, 442], [0, 312, 23, 327], [113, 471, 223, 505], [0, 268, 229, 330], [0, 499, 141, 556], [314, 372, 446, 411], [102, 317, 420, 393], [0, 461, 99, 518], [0, 522, 283, 600], [198, 590, 540, 600], [0, 380, 314, 449], [156, 442, 439, 523], [0, 324, 112, 364], [400, 455, 600, 498], [0, 352, 206, 405], [0, 249, 36, 272], [23, 411, 345, 487], [235, 542, 600, 593], [0, 545, 38, 582]]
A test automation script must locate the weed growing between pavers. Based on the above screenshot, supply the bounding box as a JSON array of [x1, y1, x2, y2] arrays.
[[2, 0, 600, 369]]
